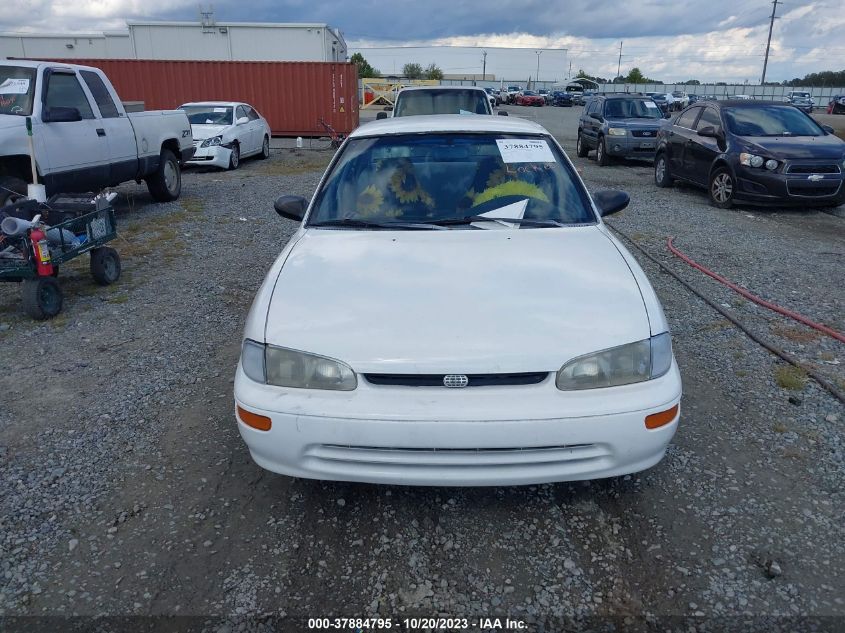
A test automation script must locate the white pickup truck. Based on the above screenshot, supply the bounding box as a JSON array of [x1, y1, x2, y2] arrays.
[[0, 60, 194, 205]]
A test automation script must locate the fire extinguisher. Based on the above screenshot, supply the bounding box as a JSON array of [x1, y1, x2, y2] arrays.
[[29, 225, 54, 277]]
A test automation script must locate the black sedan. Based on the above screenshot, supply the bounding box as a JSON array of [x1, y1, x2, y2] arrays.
[[653, 100, 845, 208]]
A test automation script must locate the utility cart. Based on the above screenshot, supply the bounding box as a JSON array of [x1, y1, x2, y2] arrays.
[[0, 194, 121, 319]]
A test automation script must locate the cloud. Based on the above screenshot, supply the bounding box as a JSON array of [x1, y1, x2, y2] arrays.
[[2, 0, 843, 84]]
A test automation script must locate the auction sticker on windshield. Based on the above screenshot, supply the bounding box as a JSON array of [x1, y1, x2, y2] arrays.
[[644, 101, 658, 109], [0, 78, 29, 94], [496, 139, 556, 163]]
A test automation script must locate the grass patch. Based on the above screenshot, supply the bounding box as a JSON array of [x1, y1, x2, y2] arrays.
[[771, 322, 821, 344], [772, 422, 788, 433], [698, 319, 732, 333], [258, 153, 332, 177], [181, 197, 205, 214], [106, 294, 130, 304], [735, 369, 748, 377], [774, 365, 807, 391]]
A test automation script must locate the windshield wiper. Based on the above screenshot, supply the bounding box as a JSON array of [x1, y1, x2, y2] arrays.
[[431, 216, 567, 228], [309, 218, 447, 230]]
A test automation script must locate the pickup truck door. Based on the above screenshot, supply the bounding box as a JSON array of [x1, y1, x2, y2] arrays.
[[79, 69, 137, 185], [666, 107, 701, 178], [38, 70, 109, 193]]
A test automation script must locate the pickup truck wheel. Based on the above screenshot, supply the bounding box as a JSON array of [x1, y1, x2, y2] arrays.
[[22, 277, 63, 320], [146, 149, 181, 202], [0, 176, 27, 207], [596, 137, 611, 166], [576, 132, 589, 158], [228, 144, 240, 170], [259, 136, 270, 160], [90, 247, 121, 286]]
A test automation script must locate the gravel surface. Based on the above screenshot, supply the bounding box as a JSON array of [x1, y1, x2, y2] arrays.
[[0, 108, 843, 632]]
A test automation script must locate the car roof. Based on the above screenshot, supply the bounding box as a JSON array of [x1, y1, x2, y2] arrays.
[[397, 86, 486, 93], [350, 114, 549, 138], [0, 59, 103, 73], [179, 101, 241, 107], [711, 100, 790, 108]]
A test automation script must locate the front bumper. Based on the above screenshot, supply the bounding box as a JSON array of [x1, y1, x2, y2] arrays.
[[733, 163, 845, 207], [233, 361, 682, 486], [604, 134, 659, 159], [185, 144, 232, 169]]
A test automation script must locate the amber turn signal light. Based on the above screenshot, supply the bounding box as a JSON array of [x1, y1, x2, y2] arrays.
[[645, 404, 679, 430], [237, 406, 271, 431]]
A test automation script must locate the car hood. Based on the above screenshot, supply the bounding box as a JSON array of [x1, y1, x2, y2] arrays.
[[741, 134, 845, 160], [264, 227, 651, 374], [190, 124, 230, 140]]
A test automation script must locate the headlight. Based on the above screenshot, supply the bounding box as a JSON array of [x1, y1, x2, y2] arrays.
[[555, 333, 672, 391], [740, 153, 765, 168], [608, 127, 627, 136], [240, 340, 357, 390], [765, 159, 779, 171], [201, 135, 223, 148]]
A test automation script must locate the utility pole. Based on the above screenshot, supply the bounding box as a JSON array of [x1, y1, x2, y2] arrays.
[[616, 41, 623, 82], [535, 51, 542, 86], [568, 60, 572, 80], [761, 0, 780, 85], [482, 50, 487, 81]]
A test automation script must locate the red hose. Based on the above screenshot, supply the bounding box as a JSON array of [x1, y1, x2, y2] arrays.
[[667, 237, 845, 344]]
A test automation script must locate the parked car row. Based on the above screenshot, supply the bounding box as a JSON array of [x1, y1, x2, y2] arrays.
[[575, 91, 845, 209]]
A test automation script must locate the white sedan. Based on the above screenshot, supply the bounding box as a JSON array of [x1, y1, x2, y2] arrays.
[[234, 115, 682, 487], [179, 101, 271, 170]]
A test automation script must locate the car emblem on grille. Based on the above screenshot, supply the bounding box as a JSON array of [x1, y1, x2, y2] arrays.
[[443, 374, 469, 388], [807, 174, 824, 182], [643, 131, 652, 136]]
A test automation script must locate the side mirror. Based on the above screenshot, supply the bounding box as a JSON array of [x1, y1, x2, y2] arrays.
[[376, 112, 388, 120], [497, 110, 509, 116], [589, 113, 603, 121], [274, 195, 307, 222], [697, 126, 718, 138], [592, 189, 630, 217], [42, 106, 82, 123], [821, 124, 834, 134], [236, 116, 249, 125]]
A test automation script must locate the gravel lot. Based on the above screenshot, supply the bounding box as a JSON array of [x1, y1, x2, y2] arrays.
[[1, 105, 843, 632]]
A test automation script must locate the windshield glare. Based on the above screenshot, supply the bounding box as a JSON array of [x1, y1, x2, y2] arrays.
[[604, 99, 662, 119], [180, 105, 234, 125], [395, 90, 488, 116], [724, 106, 823, 137], [0, 67, 36, 116], [309, 133, 596, 228]]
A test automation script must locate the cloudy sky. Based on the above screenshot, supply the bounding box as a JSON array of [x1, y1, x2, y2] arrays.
[[3, 0, 844, 83]]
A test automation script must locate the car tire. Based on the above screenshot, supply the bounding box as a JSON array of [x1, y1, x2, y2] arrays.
[[259, 135, 270, 160], [0, 176, 28, 207], [596, 137, 611, 166], [90, 247, 122, 286], [22, 277, 63, 320], [576, 132, 589, 158], [654, 153, 673, 188], [146, 149, 181, 202], [228, 143, 240, 170], [709, 167, 735, 209]]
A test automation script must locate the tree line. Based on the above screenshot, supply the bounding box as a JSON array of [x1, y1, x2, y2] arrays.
[[350, 53, 443, 80], [576, 67, 845, 86]]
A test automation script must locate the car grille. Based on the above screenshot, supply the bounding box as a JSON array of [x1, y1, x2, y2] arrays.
[[631, 129, 658, 138], [364, 372, 549, 388], [786, 164, 841, 174], [786, 182, 842, 197]]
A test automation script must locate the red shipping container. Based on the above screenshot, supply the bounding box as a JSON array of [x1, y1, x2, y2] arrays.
[[29, 59, 359, 137]]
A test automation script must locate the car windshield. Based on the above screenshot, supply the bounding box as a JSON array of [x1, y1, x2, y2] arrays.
[[180, 105, 234, 125], [308, 133, 596, 229], [0, 66, 37, 116], [523, 91, 537, 96], [604, 99, 662, 119], [394, 90, 489, 116], [724, 106, 823, 137]]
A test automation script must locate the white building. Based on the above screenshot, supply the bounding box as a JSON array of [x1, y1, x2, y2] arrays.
[[0, 21, 347, 63]]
